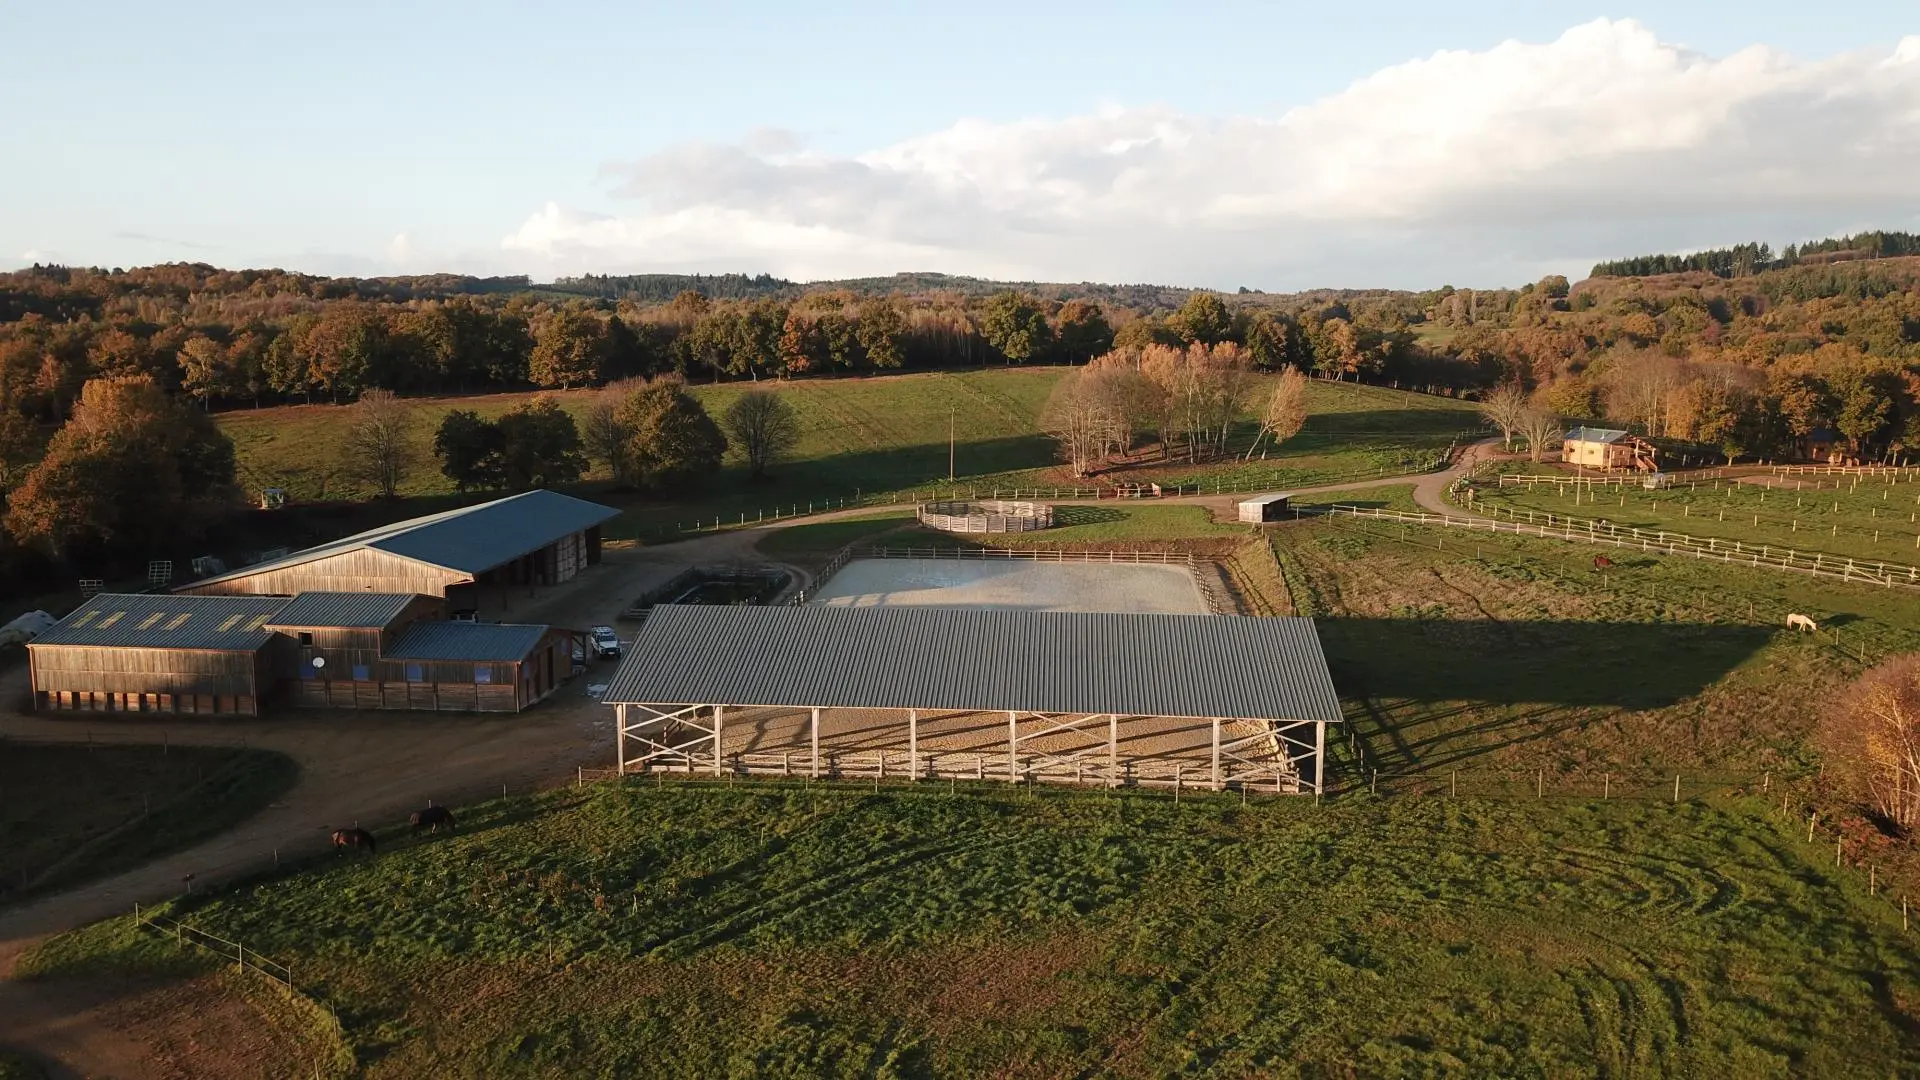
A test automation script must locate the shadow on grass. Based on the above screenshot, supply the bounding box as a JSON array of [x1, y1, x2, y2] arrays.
[[1051, 506, 1126, 527], [1316, 617, 1773, 708]]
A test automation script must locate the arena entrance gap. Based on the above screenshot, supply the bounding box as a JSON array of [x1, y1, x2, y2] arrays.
[[603, 605, 1345, 794]]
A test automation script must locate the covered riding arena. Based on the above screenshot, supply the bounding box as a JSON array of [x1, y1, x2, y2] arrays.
[[604, 605, 1344, 794]]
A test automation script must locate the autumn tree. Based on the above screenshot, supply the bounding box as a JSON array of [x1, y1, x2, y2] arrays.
[[1820, 655, 1920, 831], [5, 377, 237, 559], [1478, 383, 1529, 450], [854, 298, 907, 370], [495, 396, 587, 488], [341, 389, 414, 499], [530, 310, 608, 389], [614, 376, 726, 492], [1169, 292, 1233, 346], [1246, 367, 1309, 460], [722, 389, 801, 479], [433, 409, 504, 492], [1517, 395, 1564, 463], [979, 291, 1052, 364], [582, 384, 634, 487], [1040, 368, 1132, 477], [1053, 300, 1115, 364]]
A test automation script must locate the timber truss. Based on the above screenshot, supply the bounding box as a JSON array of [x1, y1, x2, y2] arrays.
[[614, 704, 1330, 795]]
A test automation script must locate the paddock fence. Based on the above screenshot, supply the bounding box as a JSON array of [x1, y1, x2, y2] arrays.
[[1301, 503, 1920, 591]]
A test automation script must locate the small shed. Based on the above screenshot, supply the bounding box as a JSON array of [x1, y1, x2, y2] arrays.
[[374, 622, 577, 713], [1238, 492, 1294, 523]]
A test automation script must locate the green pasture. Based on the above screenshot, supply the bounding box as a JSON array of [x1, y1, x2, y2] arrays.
[[213, 371, 1477, 546], [25, 781, 1920, 1078], [1463, 472, 1920, 567], [0, 742, 298, 905]]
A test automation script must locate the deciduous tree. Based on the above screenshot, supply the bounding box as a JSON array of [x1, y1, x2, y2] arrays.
[[1246, 367, 1309, 460], [433, 409, 504, 492], [341, 389, 414, 499], [722, 389, 801, 479], [495, 396, 586, 488], [614, 376, 726, 492]]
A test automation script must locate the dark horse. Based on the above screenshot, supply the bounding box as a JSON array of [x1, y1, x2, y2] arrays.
[[1593, 555, 1615, 571], [331, 827, 376, 855], [411, 805, 456, 834]]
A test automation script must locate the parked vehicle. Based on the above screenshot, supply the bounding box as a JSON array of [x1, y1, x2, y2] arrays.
[[591, 625, 621, 659]]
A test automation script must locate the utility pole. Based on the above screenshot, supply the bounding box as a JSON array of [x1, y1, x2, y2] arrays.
[[948, 404, 956, 482]]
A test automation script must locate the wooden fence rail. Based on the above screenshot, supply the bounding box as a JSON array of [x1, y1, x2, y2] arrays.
[[1303, 504, 1920, 591]]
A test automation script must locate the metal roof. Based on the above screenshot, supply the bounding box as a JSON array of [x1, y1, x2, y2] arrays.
[[605, 605, 1344, 721], [264, 592, 422, 629], [385, 621, 551, 662], [1238, 492, 1294, 506], [1564, 426, 1629, 444], [31, 594, 289, 651], [183, 489, 619, 588]]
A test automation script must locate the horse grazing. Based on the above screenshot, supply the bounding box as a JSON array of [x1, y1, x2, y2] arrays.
[[1592, 555, 1615, 571], [331, 827, 376, 856], [411, 805, 456, 834], [1786, 613, 1818, 633]]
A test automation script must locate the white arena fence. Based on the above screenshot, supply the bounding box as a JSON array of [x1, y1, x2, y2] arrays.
[[1302, 504, 1920, 591], [917, 500, 1054, 534]]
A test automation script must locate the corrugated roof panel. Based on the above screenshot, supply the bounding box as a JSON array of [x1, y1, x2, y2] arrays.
[[603, 606, 1344, 722], [265, 592, 423, 629], [181, 489, 619, 589], [385, 621, 550, 662], [31, 594, 289, 651]]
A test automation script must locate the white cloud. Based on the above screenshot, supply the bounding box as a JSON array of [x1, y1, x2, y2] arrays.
[[500, 19, 1920, 288]]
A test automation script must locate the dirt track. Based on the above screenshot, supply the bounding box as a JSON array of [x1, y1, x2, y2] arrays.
[[0, 442, 1502, 1076]]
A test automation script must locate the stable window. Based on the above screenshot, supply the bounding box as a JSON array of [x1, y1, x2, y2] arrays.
[[473, 667, 493, 684], [298, 631, 314, 646], [299, 663, 317, 680], [351, 664, 370, 681], [405, 663, 425, 683]]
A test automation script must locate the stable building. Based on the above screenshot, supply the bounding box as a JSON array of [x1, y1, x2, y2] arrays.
[[29, 589, 579, 717], [177, 489, 619, 608], [27, 593, 289, 716]]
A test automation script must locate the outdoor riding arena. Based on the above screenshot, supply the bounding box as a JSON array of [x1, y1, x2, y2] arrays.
[[608, 550, 1339, 794]]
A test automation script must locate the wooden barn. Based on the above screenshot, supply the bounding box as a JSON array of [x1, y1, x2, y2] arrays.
[[176, 489, 618, 608], [26, 594, 290, 716], [272, 592, 573, 713], [1562, 426, 1658, 472]]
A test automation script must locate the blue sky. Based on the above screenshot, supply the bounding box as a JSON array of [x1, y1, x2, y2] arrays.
[[4, 3, 1918, 288]]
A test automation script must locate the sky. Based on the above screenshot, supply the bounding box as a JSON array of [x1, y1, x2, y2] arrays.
[[3, 2, 1918, 290]]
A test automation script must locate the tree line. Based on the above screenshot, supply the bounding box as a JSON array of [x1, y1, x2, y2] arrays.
[[1590, 230, 1920, 279]]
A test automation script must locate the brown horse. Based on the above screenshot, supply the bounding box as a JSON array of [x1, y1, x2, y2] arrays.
[[1593, 555, 1615, 571], [410, 806, 456, 834], [331, 827, 376, 855]]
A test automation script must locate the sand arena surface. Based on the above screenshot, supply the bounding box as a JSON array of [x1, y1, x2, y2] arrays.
[[808, 558, 1208, 614]]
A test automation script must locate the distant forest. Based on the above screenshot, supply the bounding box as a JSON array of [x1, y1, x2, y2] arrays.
[[1592, 230, 1920, 279], [2, 229, 1919, 593]]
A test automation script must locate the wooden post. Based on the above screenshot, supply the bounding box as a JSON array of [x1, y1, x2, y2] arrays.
[[1313, 721, 1325, 797], [1210, 717, 1222, 791], [1809, 811, 1817, 842], [616, 704, 627, 775], [810, 707, 820, 779], [713, 705, 726, 777], [908, 709, 919, 781], [1673, 773, 1680, 804], [1007, 711, 1019, 783], [1108, 714, 1118, 788]]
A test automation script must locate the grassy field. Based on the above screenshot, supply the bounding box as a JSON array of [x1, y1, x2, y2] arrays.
[[754, 512, 919, 559], [213, 372, 1476, 548], [1260, 514, 1920, 782], [1463, 472, 1920, 566], [0, 1051, 46, 1080], [24, 781, 1920, 1077], [0, 742, 298, 905]]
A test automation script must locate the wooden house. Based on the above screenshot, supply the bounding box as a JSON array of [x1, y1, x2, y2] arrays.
[[1562, 426, 1658, 471]]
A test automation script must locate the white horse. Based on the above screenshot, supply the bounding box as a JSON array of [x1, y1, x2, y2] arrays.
[[1786, 613, 1818, 633]]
